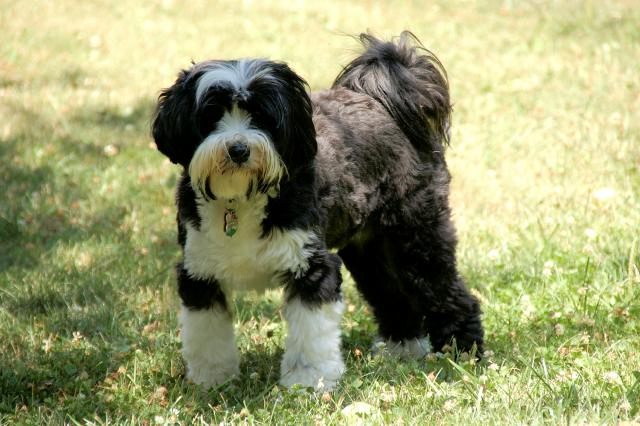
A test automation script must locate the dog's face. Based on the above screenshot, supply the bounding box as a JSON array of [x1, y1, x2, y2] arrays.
[[152, 59, 316, 199]]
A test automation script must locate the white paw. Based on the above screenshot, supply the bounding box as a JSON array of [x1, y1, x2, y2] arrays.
[[279, 359, 345, 391], [179, 305, 239, 388], [280, 298, 345, 391], [187, 363, 240, 388], [371, 336, 432, 359], [185, 360, 239, 388]]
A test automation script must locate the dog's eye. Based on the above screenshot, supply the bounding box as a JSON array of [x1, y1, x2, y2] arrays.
[[251, 110, 264, 121], [198, 104, 224, 136], [249, 109, 275, 131]]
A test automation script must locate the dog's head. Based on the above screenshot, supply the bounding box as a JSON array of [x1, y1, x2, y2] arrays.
[[152, 59, 316, 200]]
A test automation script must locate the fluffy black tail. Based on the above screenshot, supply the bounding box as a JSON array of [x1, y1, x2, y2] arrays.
[[333, 31, 451, 157]]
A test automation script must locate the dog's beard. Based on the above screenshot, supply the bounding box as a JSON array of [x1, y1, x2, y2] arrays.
[[189, 131, 285, 200]]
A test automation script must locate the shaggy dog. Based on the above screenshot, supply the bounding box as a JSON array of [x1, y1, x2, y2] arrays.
[[152, 32, 484, 391]]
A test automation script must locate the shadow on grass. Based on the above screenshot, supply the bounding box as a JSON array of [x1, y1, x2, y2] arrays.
[[69, 97, 155, 135], [0, 338, 137, 417], [0, 95, 163, 273], [0, 95, 176, 418], [0, 106, 98, 272], [222, 349, 284, 407], [0, 137, 57, 271], [0, 284, 135, 411]]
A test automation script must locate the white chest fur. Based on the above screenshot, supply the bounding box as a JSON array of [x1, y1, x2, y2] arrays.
[[183, 194, 315, 293]]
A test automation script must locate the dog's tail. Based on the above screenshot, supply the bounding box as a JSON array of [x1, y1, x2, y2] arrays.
[[332, 31, 451, 157]]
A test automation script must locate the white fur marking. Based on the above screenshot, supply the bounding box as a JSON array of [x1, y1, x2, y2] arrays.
[[371, 336, 432, 359], [195, 59, 273, 104], [280, 298, 345, 391], [179, 305, 239, 387], [183, 194, 316, 293]]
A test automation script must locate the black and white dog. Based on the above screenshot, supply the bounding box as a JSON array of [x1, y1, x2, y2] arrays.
[[152, 32, 484, 391]]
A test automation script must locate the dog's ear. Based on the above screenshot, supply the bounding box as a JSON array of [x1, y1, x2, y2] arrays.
[[152, 69, 199, 167], [280, 63, 317, 168], [260, 63, 317, 171]]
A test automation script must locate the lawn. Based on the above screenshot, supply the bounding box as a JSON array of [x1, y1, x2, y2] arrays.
[[1, 0, 639, 424]]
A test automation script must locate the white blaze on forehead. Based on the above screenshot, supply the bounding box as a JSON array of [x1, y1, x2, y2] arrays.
[[195, 59, 272, 105], [216, 104, 252, 134]]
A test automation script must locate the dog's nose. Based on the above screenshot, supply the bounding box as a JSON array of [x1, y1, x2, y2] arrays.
[[228, 141, 250, 164]]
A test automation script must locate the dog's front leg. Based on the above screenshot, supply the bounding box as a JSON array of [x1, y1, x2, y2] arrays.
[[280, 252, 345, 391], [176, 263, 239, 388]]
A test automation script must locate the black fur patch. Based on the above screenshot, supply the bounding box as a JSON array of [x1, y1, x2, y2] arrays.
[[176, 262, 227, 311], [244, 62, 317, 173], [152, 69, 200, 167], [262, 166, 320, 235], [285, 250, 342, 306], [176, 171, 201, 247]]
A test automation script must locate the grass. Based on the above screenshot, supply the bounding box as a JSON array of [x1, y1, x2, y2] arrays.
[[1, 0, 639, 423]]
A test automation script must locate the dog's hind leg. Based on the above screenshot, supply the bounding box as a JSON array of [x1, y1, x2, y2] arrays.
[[339, 241, 432, 359], [420, 274, 484, 356], [389, 216, 484, 355], [176, 262, 240, 388], [340, 228, 484, 357]]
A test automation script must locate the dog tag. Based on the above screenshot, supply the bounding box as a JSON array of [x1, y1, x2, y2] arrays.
[[224, 207, 238, 237]]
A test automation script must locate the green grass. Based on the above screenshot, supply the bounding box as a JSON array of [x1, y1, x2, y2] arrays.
[[1, 0, 639, 423]]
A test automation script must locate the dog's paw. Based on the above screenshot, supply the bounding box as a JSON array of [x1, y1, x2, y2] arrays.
[[279, 360, 345, 391], [371, 336, 432, 360], [185, 361, 239, 388]]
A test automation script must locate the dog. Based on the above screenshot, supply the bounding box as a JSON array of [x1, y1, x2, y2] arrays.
[[151, 32, 484, 391]]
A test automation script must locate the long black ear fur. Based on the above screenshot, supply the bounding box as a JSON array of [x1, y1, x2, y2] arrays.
[[333, 31, 451, 158], [152, 69, 199, 167], [252, 62, 317, 173]]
